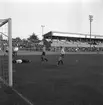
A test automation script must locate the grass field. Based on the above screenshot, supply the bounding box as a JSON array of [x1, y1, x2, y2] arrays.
[[0, 53, 103, 105]]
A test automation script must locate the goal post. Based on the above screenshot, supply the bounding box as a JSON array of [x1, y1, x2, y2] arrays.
[[0, 18, 13, 87], [8, 18, 12, 87]]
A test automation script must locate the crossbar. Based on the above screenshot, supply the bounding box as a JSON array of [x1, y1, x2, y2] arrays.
[[0, 19, 9, 27]]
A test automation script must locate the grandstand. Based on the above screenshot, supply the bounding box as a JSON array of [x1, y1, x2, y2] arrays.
[[43, 31, 103, 48]]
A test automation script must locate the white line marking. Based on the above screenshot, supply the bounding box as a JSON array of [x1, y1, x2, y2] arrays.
[[0, 76, 34, 105]]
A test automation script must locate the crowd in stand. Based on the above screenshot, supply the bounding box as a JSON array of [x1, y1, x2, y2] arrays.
[[16, 38, 103, 52], [50, 39, 103, 52], [50, 46, 103, 52], [1, 38, 102, 53], [19, 44, 103, 52]]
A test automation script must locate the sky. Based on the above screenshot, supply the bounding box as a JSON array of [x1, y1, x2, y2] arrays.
[[0, 0, 103, 39]]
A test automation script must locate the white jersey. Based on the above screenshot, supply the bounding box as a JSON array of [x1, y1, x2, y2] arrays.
[[14, 47, 19, 52], [16, 59, 22, 63], [61, 48, 65, 55]]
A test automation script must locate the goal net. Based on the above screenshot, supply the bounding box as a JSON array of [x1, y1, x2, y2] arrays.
[[0, 18, 12, 87]]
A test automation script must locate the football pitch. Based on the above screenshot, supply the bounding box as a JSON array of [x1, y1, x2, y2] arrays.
[[0, 53, 103, 105]]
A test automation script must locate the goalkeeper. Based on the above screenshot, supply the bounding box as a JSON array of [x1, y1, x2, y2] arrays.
[[12, 59, 31, 64]]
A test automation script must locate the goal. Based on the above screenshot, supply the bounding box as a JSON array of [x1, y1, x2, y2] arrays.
[[0, 18, 12, 87]]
